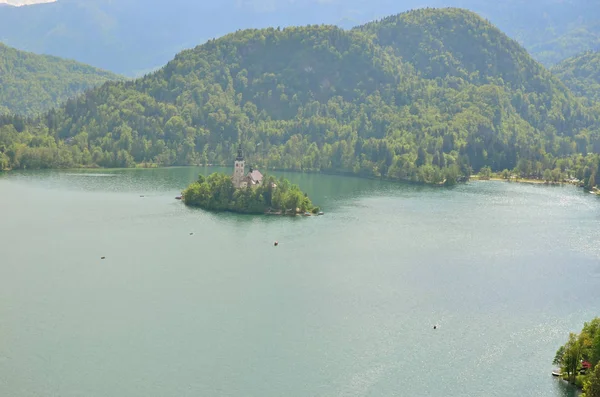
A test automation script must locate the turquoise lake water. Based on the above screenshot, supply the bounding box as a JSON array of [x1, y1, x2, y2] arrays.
[[1, 167, 598, 396]]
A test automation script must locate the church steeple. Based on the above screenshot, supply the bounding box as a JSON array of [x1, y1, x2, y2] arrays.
[[232, 143, 246, 188], [236, 143, 244, 161]]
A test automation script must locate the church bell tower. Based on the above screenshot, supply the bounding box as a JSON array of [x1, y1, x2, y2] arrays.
[[232, 144, 245, 188]]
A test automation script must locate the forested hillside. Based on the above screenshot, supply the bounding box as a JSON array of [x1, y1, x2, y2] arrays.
[[0, 0, 597, 75], [0, 42, 121, 115], [552, 50, 600, 104], [1, 8, 600, 188]]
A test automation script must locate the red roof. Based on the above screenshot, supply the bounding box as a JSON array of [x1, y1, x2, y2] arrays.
[[582, 361, 592, 369]]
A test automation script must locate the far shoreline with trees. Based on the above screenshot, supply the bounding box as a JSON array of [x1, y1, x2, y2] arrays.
[[471, 165, 600, 194], [3, 9, 600, 190]]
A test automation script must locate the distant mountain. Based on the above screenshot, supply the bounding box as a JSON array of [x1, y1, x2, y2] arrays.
[[461, 0, 600, 66], [0, 0, 598, 76], [0, 42, 121, 116], [552, 50, 600, 104], [1, 8, 599, 189], [357, 8, 547, 91]]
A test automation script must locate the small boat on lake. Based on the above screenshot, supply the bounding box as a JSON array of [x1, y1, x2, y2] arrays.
[[552, 369, 562, 377]]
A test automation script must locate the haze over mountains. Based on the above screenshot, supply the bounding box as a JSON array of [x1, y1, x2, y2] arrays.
[[0, 0, 598, 75]]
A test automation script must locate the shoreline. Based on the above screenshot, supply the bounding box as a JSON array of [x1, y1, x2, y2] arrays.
[[471, 176, 565, 185], [471, 176, 600, 195], [4, 165, 599, 196]]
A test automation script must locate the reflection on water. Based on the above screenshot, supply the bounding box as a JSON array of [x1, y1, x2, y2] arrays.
[[552, 378, 580, 397], [1, 166, 448, 206]]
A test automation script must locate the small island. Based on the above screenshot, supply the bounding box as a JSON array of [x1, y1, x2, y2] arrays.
[[182, 144, 318, 215], [552, 317, 600, 395]]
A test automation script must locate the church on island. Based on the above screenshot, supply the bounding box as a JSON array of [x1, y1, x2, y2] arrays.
[[232, 144, 263, 189]]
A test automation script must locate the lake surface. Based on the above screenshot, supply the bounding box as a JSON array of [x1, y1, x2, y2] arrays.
[[1, 167, 598, 397]]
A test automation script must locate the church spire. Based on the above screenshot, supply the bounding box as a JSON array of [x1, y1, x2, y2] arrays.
[[236, 143, 244, 161], [232, 143, 246, 189]]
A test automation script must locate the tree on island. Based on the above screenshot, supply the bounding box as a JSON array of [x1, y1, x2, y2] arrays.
[[183, 172, 317, 214]]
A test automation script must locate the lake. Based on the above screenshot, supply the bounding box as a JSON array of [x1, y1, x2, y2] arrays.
[[1, 167, 598, 397]]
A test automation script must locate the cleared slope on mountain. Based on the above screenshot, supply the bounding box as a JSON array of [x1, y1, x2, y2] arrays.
[[1, 9, 599, 188], [552, 50, 600, 104], [0, 0, 598, 75], [0, 42, 122, 115]]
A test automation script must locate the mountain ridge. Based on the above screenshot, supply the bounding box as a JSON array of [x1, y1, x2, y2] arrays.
[[0, 42, 123, 116], [0, 0, 598, 75], [1, 8, 599, 189]]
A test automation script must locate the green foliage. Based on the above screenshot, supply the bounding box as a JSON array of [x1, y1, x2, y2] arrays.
[[584, 362, 600, 397], [2, 8, 600, 185], [564, 333, 584, 384], [0, 43, 122, 116], [589, 172, 597, 191], [552, 51, 600, 104], [183, 172, 315, 214], [577, 374, 587, 389], [554, 318, 600, 386], [554, 345, 566, 366], [479, 166, 492, 180], [358, 8, 551, 90]]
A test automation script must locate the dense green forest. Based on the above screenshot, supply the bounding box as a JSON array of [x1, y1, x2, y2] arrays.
[[0, 42, 121, 116], [183, 173, 316, 214], [0, 0, 597, 75], [2, 8, 600, 188], [553, 318, 600, 395], [552, 51, 600, 104]]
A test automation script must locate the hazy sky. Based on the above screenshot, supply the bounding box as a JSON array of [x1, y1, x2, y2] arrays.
[[0, 0, 56, 5]]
